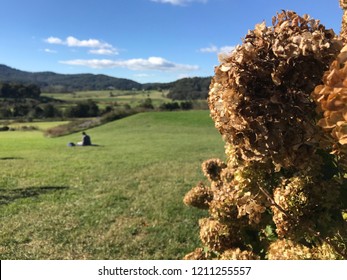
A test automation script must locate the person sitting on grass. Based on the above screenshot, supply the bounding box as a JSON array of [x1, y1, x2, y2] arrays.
[[77, 132, 92, 146]]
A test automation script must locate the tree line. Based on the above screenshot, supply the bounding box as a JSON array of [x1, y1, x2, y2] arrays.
[[0, 77, 211, 101], [0, 99, 102, 119], [0, 64, 211, 99], [0, 83, 41, 99], [0, 79, 209, 121], [166, 77, 211, 100]]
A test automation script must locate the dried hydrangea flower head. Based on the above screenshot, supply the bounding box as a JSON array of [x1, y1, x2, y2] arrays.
[[312, 45, 347, 168], [218, 248, 260, 260], [340, 0, 347, 42], [183, 248, 208, 260], [268, 239, 312, 260], [183, 181, 212, 209], [209, 10, 341, 169], [184, 9, 347, 260], [198, 218, 244, 252], [268, 239, 341, 260]]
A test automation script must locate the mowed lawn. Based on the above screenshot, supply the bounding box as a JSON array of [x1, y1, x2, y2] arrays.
[[0, 111, 225, 259]]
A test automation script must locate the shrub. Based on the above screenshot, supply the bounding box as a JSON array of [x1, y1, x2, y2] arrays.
[[44, 119, 101, 137], [100, 107, 138, 123], [0, 126, 10, 131], [64, 100, 99, 118], [159, 102, 180, 111], [138, 97, 154, 109], [180, 101, 193, 110], [184, 10, 347, 260]]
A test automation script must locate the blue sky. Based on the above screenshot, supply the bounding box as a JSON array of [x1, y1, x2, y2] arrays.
[[0, 0, 343, 83]]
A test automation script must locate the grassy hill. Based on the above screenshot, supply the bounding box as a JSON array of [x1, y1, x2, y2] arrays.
[[0, 111, 225, 259]]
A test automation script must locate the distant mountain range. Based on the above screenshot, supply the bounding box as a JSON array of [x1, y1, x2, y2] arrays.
[[0, 64, 211, 99], [0, 64, 142, 92]]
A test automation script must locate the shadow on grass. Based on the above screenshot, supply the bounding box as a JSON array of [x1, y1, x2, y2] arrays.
[[0, 186, 69, 205], [0, 157, 24, 160], [67, 143, 104, 147]]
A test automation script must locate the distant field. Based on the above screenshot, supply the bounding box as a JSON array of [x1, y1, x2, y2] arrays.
[[3, 121, 69, 130], [42, 90, 172, 108], [0, 110, 225, 259]]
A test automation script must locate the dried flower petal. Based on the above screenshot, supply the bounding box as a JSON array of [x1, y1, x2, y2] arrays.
[[209, 10, 341, 168]]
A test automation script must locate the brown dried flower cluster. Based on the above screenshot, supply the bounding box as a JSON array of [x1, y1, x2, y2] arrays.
[[218, 248, 260, 260], [183, 248, 208, 260], [312, 45, 347, 167], [340, 0, 347, 43], [183, 181, 212, 209], [199, 218, 242, 252], [202, 158, 227, 183], [209, 10, 341, 169], [267, 239, 312, 260], [272, 175, 341, 239], [184, 10, 347, 260], [268, 239, 340, 260]]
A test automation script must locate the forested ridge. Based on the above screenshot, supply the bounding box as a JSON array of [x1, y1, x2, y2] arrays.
[[0, 64, 211, 99]]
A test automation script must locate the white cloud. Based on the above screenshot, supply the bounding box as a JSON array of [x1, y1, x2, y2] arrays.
[[88, 48, 119, 55], [151, 0, 207, 6], [199, 45, 219, 53], [64, 36, 110, 49], [44, 48, 57, 53], [59, 57, 199, 72], [199, 44, 236, 54], [134, 73, 152, 78], [45, 36, 118, 55], [45, 36, 64, 44]]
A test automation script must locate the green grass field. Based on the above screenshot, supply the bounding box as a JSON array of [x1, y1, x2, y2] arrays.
[[42, 89, 171, 108], [0, 110, 225, 259], [4, 121, 69, 130]]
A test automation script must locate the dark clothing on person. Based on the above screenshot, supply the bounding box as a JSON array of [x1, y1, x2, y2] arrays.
[[82, 133, 91, 146]]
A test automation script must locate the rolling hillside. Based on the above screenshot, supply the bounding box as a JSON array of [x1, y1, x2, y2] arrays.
[[0, 64, 211, 99], [0, 64, 142, 92]]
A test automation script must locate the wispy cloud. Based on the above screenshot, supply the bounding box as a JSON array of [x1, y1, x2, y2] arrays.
[[45, 36, 118, 55], [151, 0, 207, 6], [45, 37, 64, 45], [89, 49, 119, 55], [43, 48, 57, 54], [134, 73, 152, 78], [199, 45, 219, 53], [199, 44, 236, 54], [59, 57, 199, 72]]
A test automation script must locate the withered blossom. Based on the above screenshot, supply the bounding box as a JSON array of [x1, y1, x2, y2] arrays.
[[340, 0, 347, 43], [198, 218, 242, 252], [218, 248, 260, 260], [183, 9, 347, 260], [268, 239, 312, 260], [183, 181, 213, 209], [209, 10, 341, 168], [312, 45, 347, 168]]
